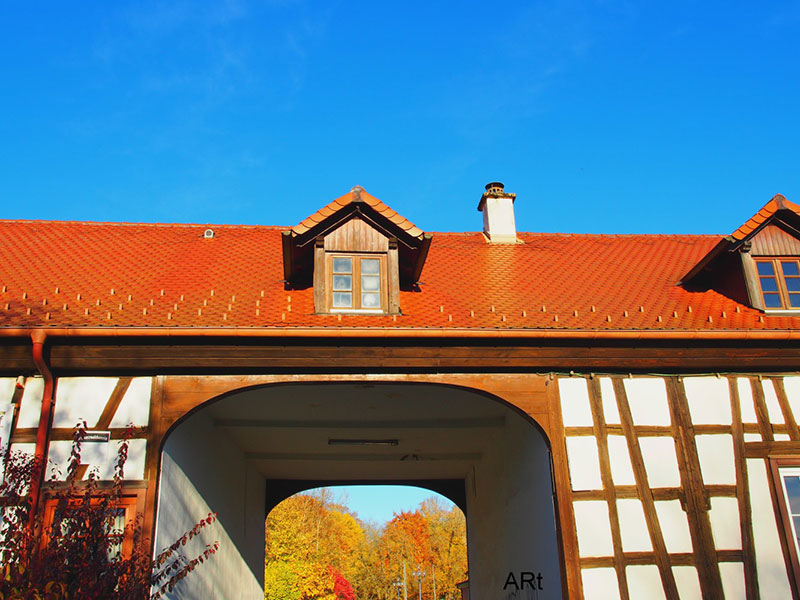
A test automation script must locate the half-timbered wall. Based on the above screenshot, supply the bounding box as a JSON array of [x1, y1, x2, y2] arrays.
[[1, 376, 151, 481], [7, 371, 800, 599], [558, 374, 800, 600]]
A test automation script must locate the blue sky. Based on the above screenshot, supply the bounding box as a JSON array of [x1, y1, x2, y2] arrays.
[[1, 2, 798, 235], [308, 485, 455, 526]]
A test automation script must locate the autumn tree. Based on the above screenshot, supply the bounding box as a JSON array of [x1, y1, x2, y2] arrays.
[[265, 490, 362, 600], [265, 489, 468, 600]]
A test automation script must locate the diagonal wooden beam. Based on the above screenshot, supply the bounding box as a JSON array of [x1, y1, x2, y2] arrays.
[[95, 377, 133, 430], [666, 377, 725, 599], [548, 378, 584, 599], [729, 377, 760, 600], [588, 378, 630, 600], [750, 377, 775, 442], [771, 377, 800, 441], [613, 378, 678, 598]]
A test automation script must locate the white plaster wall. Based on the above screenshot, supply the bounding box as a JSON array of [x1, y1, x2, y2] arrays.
[[581, 568, 620, 600], [684, 377, 732, 425], [623, 378, 670, 426], [155, 410, 265, 600], [53, 377, 151, 428], [761, 380, 785, 425], [783, 376, 800, 420], [46, 438, 146, 480], [599, 377, 620, 424], [559, 378, 593, 427], [53, 378, 119, 428], [466, 414, 562, 599], [16, 377, 43, 428], [695, 434, 736, 485], [0, 378, 16, 403], [747, 458, 794, 599], [736, 378, 758, 423], [109, 378, 151, 427], [625, 564, 665, 599], [573, 501, 613, 557], [654, 500, 692, 553], [672, 566, 702, 600], [565, 436, 602, 490]]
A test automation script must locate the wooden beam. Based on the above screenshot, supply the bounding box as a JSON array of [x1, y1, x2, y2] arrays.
[[19, 340, 800, 375], [751, 377, 775, 442], [613, 377, 679, 598], [571, 485, 736, 502], [11, 426, 147, 443], [142, 376, 165, 556], [548, 377, 584, 600], [588, 378, 629, 600], [581, 549, 743, 568], [95, 377, 132, 429], [745, 441, 800, 458], [666, 377, 725, 599], [729, 377, 760, 600], [565, 423, 736, 437]]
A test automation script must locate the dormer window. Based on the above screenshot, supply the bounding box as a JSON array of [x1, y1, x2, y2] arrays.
[[756, 259, 800, 309], [679, 194, 800, 312], [281, 186, 432, 316], [330, 254, 386, 312]]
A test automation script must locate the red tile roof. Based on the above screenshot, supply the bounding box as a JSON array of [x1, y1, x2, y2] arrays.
[[292, 186, 424, 239], [730, 194, 800, 241], [1, 218, 798, 333]]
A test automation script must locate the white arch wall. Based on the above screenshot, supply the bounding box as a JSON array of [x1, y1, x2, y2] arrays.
[[155, 409, 265, 599], [154, 381, 564, 600], [467, 410, 562, 599]]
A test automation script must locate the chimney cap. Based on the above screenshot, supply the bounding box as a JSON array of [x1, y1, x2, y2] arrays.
[[478, 181, 516, 211]]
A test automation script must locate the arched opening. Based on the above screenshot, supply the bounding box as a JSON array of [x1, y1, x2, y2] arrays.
[[154, 382, 563, 598], [265, 485, 467, 600]]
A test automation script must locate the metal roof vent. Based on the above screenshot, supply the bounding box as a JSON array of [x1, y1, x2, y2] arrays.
[[203, 228, 215, 239]]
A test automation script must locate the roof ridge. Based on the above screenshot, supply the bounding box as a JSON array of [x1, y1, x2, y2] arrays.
[[0, 219, 289, 230]]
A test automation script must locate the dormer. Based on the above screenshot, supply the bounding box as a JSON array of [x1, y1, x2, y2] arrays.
[[681, 194, 800, 312], [281, 186, 432, 315]]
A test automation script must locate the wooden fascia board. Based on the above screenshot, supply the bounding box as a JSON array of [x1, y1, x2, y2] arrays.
[[294, 203, 423, 251], [730, 212, 800, 251], [8, 340, 800, 375]]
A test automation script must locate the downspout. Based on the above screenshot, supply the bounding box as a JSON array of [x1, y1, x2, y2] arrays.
[[30, 330, 55, 526]]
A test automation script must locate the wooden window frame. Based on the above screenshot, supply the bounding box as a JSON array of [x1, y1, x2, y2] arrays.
[[770, 457, 800, 594], [326, 253, 387, 313], [750, 257, 800, 311], [41, 486, 146, 559]]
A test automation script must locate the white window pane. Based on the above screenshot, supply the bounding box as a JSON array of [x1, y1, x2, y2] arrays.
[[361, 293, 380, 308], [361, 258, 380, 274], [362, 275, 380, 291], [332, 292, 352, 307], [332, 257, 352, 273], [333, 275, 351, 291]]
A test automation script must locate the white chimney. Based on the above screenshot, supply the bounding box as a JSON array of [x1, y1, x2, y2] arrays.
[[477, 182, 518, 243]]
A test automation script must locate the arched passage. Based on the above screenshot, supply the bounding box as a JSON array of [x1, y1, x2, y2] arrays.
[[154, 382, 563, 599]]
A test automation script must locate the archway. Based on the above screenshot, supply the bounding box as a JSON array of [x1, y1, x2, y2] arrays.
[[265, 484, 467, 600], [153, 382, 563, 598]]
